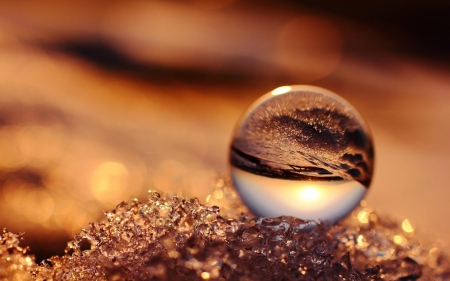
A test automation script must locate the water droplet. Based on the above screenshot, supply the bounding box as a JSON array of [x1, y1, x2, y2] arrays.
[[229, 85, 374, 223]]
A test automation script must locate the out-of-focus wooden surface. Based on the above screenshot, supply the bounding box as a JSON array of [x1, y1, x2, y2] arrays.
[[0, 1, 449, 260]]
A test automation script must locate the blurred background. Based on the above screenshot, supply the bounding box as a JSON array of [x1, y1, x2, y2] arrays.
[[0, 0, 449, 262]]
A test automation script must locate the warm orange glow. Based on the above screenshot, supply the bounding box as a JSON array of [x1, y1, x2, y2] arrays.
[[201, 272, 210, 279], [53, 200, 90, 233], [357, 209, 370, 224], [275, 15, 343, 81], [356, 235, 368, 247], [428, 248, 440, 268], [90, 161, 130, 206], [27, 125, 67, 168], [191, 0, 237, 9], [0, 0, 448, 261], [393, 235, 403, 245], [298, 187, 320, 201], [153, 160, 186, 194], [213, 189, 223, 199], [0, 126, 33, 169], [23, 189, 54, 223]]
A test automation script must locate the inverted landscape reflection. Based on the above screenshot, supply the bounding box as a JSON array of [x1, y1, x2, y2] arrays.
[[230, 86, 374, 222]]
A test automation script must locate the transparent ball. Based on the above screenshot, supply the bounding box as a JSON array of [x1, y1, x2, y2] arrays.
[[229, 85, 374, 224]]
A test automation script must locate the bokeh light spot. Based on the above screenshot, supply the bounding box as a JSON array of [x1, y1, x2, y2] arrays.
[[402, 219, 414, 233], [23, 189, 54, 223], [0, 126, 34, 170], [91, 161, 130, 206]]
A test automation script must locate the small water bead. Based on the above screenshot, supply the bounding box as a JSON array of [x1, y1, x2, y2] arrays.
[[229, 85, 374, 224]]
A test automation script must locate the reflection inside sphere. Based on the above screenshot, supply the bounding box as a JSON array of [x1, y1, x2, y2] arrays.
[[229, 85, 374, 223]]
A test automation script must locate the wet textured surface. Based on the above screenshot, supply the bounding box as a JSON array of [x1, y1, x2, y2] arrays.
[[230, 86, 374, 221], [1, 182, 449, 281]]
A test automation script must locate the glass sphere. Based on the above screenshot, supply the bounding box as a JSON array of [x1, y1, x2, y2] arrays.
[[229, 85, 374, 223]]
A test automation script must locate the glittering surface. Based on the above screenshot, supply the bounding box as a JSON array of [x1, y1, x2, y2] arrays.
[[1, 180, 449, 280], [0, 230, 34, 280]]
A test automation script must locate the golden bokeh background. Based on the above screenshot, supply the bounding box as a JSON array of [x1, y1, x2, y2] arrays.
[[0, 0, 449, 261]]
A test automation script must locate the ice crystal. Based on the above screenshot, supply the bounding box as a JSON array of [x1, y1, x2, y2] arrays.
[[0, 181, 449, 280], [0, 229, 34, 281]]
